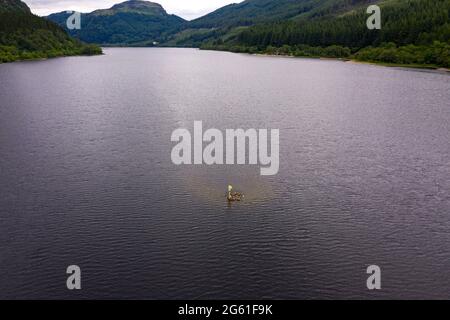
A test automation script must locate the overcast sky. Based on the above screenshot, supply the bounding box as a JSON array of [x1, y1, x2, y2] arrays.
[[23, 0, 243, 20]]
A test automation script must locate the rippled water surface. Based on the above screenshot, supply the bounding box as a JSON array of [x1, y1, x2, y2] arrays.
[[0, 48, 449, 299]]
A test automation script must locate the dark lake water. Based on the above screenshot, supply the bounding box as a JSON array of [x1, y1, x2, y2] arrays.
[[0, 48, 449, 299]]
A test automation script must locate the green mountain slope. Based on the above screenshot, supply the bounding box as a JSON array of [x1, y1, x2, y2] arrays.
[[0, 0, 102, 63], [165, 0, 379, 46], [232, 0, 450, 48], [187, 0, 314, 28], [47, 0, 186, 46], [189, 0, 376, 28], [196, 0, 450, 68]]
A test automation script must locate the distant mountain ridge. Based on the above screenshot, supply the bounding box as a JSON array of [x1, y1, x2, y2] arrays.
[[164, 0, 381, 46], [187, 0, 368, 28], [47, 0, 186, 46], [94, 0, 167, 16]]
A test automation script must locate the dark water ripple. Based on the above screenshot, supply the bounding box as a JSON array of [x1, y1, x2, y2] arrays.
[[0, 48, 449, 299]]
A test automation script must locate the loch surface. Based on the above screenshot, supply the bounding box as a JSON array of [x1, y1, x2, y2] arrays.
[[0, 48, 449, 299]]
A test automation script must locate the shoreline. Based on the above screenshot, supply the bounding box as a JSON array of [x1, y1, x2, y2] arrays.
[[0, 51, 104, 65], [3, 46, 450, 74], [245, 51, 450, 73], [342, 58, 450, 73]]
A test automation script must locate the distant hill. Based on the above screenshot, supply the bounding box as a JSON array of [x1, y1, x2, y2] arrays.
[[0, 0, 102, 63], [47, 0, 186, 46], [188, 0, 376, 28], [164, 0, 380, 46]]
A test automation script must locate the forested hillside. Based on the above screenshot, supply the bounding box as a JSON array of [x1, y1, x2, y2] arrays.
[[0, 0, 102, 63], [165, 0, 380, 47], [200, 0, 450, 68], [47, 1, 185, 46], [234, 0, 449, 48]]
